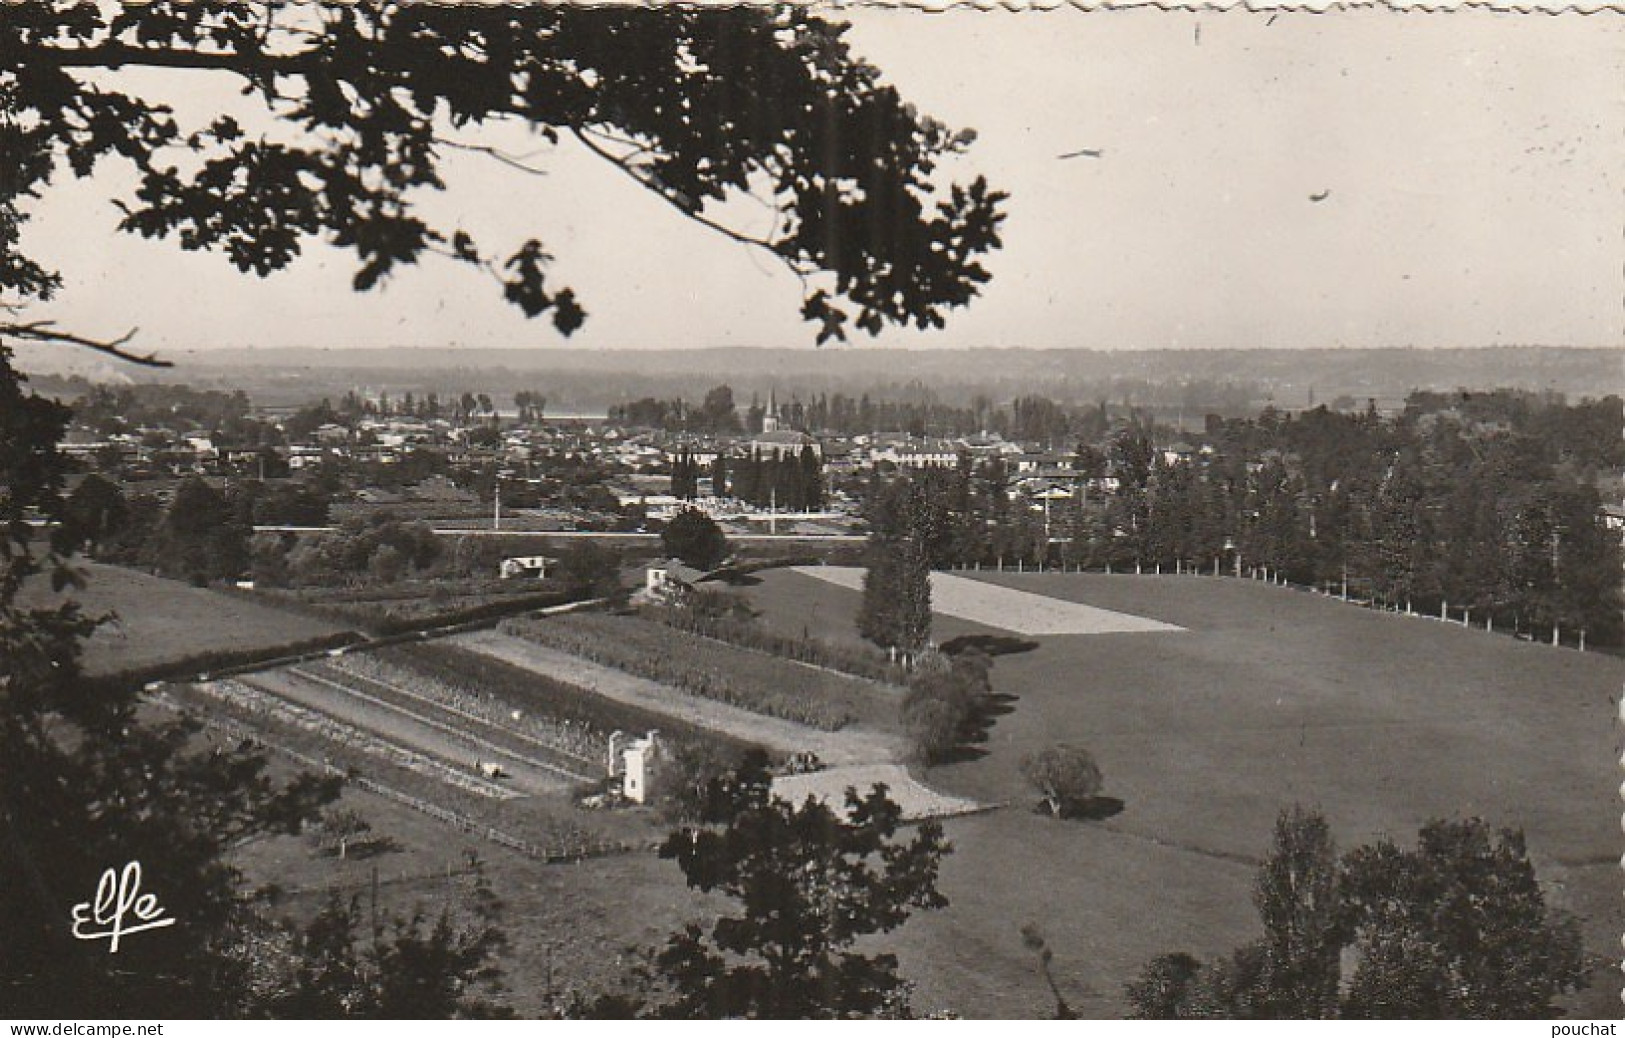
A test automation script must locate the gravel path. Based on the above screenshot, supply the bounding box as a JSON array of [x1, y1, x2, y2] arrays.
[[772, 764, 984, 821], [451, 630, 902, 766]]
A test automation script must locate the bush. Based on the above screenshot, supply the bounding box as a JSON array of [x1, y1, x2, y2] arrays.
[[661, 509, 729, 571], [900, 662, 981, 763], [1021, 745, 1103, 818]]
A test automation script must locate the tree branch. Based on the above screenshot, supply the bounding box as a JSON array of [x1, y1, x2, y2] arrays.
[[0, 322, 171, 368], [432, 136, 552, 178], [16, 40, 320, 76], [570, 126, 808, 273]]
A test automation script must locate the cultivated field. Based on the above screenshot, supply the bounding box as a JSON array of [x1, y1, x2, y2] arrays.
[[736, 568, 1624, 1018], [20, 561, 347, 676], [452, 628, 902, 766], [793, 565, 1184, 636], [500, 612, 899, 730]]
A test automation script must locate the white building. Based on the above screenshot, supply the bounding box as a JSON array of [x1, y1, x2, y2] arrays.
[[607, 730, 662, 804], [645, 558, 706, 599], [499, 555, 556, 579]]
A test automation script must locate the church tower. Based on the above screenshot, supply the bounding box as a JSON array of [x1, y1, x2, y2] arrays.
[[762, 387, 780, 433]]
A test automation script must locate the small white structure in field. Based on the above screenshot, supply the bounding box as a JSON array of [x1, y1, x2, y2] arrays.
[[607, 730, 662, 804], [500, 555, 556, 579]]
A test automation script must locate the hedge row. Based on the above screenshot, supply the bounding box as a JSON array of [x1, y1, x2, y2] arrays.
[[94, 630, 365, 692]]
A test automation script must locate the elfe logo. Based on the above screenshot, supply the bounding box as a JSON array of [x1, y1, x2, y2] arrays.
[[70, 861, 176, 952]]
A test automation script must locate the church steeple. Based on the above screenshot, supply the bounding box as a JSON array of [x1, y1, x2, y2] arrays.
[[763, 387, 780, 433]]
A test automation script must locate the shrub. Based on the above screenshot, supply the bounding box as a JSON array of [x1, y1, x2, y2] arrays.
[[1022, 745, 1103, 818], [661, 509, 729, 571], [900, 662, 981, 763]]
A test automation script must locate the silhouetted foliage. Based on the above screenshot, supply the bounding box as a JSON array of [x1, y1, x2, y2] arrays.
[[1128, 807, 1586, 1020], [654, 767, 950, 1018]]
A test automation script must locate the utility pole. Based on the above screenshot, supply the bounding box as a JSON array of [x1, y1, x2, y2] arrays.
[[493, 475, 502, 531]]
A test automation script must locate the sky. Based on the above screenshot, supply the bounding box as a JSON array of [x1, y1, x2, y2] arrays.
[[19, 8, 1624, 353]]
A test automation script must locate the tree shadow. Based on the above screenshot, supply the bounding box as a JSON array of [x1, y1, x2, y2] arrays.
[[928, 744, 989, 764], [1032, 796, 1126, 822], [941, 633, 1040, 658], [708, 571, 763, 587], [347, 836, 404, 860]]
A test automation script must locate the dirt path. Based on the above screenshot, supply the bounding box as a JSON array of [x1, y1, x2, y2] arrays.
[[239, 669, 573, 796], [450, 630, 902, 766]]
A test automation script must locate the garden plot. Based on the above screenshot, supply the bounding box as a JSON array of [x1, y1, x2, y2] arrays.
[[451, 629, 903, 766], [793, 567, 1184, 636]]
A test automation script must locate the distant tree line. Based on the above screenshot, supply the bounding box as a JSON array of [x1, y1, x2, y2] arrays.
[[667, 445, 824, 511], [609, 383, 1165, 445], [610, 385, 742, 434], [727, 446, 824, 510], [871, 393, 1625, 646]]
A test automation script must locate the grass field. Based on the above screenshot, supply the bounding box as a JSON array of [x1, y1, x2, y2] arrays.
[[21, 562, 347, 676], [734, 568, 1624, 1017]]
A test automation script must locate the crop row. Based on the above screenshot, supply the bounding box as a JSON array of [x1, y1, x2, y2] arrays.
[[189, 677, 518, 799], [641, 602, 905, 685], [318, 652, 605, 768], [163, 682, 637, 859], [379, 642, 761, 761], [498, 613, 887, 732]]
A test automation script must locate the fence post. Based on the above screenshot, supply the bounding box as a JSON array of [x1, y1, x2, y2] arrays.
[[1551, 624, 1559, 647], [1579, 629, 1586, 652]]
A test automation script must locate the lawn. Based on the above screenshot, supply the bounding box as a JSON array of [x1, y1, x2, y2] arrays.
[[736, 568, 1625, 1017], [21, 561, 347, 676]]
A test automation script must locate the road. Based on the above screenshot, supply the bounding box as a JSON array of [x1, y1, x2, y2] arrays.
[[253, 525, 864, 542]]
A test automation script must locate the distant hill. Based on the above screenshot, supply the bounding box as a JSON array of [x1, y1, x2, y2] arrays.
[[16, 344, 1621, 416]]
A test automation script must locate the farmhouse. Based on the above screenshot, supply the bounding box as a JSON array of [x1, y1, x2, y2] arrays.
[[499, 555, 556, 579], [645, 559, 706, 600]]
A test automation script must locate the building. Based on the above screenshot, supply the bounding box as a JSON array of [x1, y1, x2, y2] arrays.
[[645, 558, 707, 600], [499, 555, 556, 579], [749, 388, 822, 458], [607, 730, 662, 804], [749, 429, 822, 459]]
